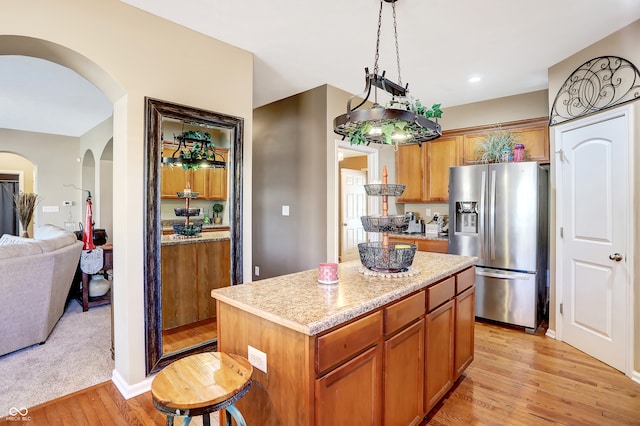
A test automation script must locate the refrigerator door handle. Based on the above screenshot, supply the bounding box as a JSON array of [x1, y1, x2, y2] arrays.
[[477, 269, 532, 280], [479, 170, 486, 260], [489, 168, 496, 260]]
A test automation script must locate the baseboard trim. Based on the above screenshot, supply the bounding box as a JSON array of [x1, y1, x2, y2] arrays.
[[545, 328, 556, 339], [631, 370, 640, 385], [111, 369, 154, 399]]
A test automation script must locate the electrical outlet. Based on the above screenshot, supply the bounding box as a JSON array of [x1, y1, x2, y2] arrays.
[[426, 208, 432, 218], [248, 345, 267, 373], [255, 266, 260, 276]]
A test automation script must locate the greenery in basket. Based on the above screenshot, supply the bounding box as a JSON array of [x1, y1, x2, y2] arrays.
[[474, 128, 520, 163], [212, 203, 224, 218], [176, 130, 217, 170], [348, 100, 443, 146]]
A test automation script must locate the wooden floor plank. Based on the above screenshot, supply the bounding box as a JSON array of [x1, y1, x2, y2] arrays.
[[2, 321, 638, 425]]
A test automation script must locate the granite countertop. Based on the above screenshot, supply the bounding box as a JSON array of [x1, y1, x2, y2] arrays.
[[211, 252, 476, 336], [161, 230, 230, 246], [389, 232, 449, 241]]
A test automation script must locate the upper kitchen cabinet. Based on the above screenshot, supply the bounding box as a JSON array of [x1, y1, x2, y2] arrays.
[[395, 136, 461, 203], [396, 143, 425, 202], [161, 146, 229, 200], [426, 136, 462, 202], [461, 118, 550, 165]]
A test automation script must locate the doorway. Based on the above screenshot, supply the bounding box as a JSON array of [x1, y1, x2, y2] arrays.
[[335, 142, 380, 263], [0, 172, 20, 236], [554, 105, 633, 375]]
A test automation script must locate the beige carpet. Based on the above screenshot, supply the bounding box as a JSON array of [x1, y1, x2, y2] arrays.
[[0, 299, 114, 417]]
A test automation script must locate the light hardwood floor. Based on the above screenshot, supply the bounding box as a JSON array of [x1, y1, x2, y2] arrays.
[[3, 321, 638, 425]]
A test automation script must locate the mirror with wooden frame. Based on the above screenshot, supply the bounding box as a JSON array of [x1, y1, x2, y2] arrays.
[[144, 97, 243, 374]]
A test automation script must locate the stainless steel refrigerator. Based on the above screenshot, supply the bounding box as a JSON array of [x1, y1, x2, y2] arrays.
[[448, 162, 548, 332]]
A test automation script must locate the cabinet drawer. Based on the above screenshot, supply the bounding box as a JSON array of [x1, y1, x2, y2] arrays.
[[384, 291, 425, 336], [426, 277, 455, 312], [316, 311, 382, 375], [456, 266, 476, 294]]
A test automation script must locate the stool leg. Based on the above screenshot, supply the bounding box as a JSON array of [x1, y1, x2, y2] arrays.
[[203, 413, 211, 426], [225, 404, 247, 426], [180, 417, 192, 426], [165, 415, 174, 426]]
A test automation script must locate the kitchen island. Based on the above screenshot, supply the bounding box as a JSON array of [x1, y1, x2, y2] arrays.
[[212, 251, 477, 425]]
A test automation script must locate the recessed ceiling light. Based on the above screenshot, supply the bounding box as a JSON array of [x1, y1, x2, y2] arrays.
[[468, 76, 482, 83]]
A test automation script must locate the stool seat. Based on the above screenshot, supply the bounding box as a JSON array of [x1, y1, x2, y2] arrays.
[[151, 352, 253, 425]]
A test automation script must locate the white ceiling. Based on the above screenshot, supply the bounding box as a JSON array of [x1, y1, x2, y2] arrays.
[[2, 0, 640, 137]]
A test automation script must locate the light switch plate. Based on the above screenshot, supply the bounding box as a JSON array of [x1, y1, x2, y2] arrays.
[[42, 205, 59, 213], [282, 205, 290, 216]]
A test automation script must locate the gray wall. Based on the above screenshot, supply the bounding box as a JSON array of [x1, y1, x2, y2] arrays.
[[253, 86, 328, 279]]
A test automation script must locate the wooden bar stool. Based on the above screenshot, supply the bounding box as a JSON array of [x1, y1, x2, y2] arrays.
[[151, 352, 253, 426]]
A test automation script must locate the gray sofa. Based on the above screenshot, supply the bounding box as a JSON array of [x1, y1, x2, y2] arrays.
[[0, 225, 83, 357]]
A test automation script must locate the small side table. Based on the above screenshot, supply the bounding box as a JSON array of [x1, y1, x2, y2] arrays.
[[151, 352, 253, 426], [79, 245, 113, 312]]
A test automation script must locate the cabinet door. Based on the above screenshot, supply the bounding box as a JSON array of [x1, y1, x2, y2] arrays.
[[462, 125, 550, 165], [454, 286, 475, 379], [396, 144, 425, 202], [316, 345, 382, 426], [425, 298, 455, 412], [206, 167, 227, 200], [416, 239, 448, 253], [161, 243, 198, 329], [191, 167, 207, 197], [384, 319, 425, 426], [197, 239, 231, 321], [514, 126, 549, 163], [161, 165, 190, 198], [426, 136, 461, 202]]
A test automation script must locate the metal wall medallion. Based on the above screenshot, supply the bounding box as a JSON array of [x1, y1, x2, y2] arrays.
[[549, 56, 640, 126]]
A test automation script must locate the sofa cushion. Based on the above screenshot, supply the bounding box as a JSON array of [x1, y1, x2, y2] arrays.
[[0, 234, 31, 245], [0, 241, 43, 260], [34, 224, 78, 252]]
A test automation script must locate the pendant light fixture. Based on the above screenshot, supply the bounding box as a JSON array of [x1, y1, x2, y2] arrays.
[[161, 130, 226, 170], [334, 0, 442, 147]]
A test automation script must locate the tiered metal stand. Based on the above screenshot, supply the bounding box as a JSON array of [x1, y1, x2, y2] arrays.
[[358, 166, 417, 273], [172, 190, 202, 236]]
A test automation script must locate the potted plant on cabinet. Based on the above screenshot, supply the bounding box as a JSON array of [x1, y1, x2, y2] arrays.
[[474, 127, 520, 163], [212, 203, 224, 224]]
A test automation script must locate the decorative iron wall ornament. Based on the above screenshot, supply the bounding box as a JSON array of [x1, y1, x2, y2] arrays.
[[549, 56, 640, 126]]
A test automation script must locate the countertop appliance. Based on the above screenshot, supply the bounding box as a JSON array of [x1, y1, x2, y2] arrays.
[[448, 162, 548, 332]]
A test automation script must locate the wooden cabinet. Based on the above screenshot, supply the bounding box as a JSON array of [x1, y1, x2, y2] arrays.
[[425, 298, 455, 412], [160, 147, 228, 200], [462, 124, 549, 165], [383, 291, 425, 426], [426, 136, 462, 202], [217, 266, 476, 425], [389, 236, 448, 254], [384, 319, 425, 426], [395, 143, 425, 202], [454, 286, 475, 379], [395, 117, 549, 203], [316, 345, 383, 426], [161, 239, 230, 329], [454, 266, 476, 379], [395, 137, 460, 203], [316, 311, 383, 425]]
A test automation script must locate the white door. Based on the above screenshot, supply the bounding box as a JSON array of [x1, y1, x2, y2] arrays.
[[556, 108, 630, 372], [340, 169, 367, 262]]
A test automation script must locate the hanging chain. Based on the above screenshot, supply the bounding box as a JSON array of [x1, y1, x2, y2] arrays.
[[373, 0, 403, 87], [373, 0, 383, 76], [392, 1, 402, 87]]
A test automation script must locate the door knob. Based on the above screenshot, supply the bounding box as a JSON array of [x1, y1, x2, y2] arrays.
[[609, 253, 623, 262]]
